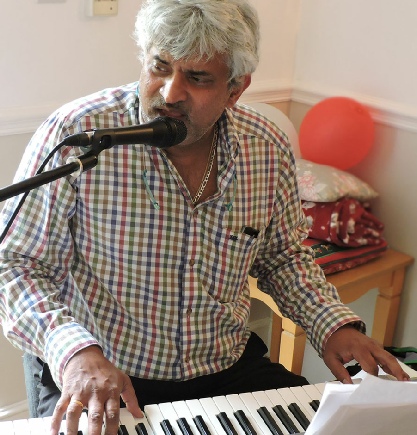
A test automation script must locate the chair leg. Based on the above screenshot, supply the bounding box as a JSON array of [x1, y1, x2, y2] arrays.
[[22, 353, 40, 418]]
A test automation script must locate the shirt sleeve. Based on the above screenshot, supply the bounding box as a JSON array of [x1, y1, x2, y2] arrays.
[[0, 112, 100, 388], [249, 140, 365, 357]]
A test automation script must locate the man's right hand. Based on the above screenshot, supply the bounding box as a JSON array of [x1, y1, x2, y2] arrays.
[[49, 346, 143, 435]]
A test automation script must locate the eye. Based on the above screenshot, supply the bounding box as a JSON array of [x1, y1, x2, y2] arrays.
[[188, 73, 213, 86], [151, 60, 170, 75]]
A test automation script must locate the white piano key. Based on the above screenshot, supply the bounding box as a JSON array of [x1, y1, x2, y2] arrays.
[[184, 398, 220, 435], [172, 399, 201, 435], [199, 397, 234, 435], [236, 393, 276, 435], [0, 420, 15, 435], [212, 395, 247, 435], [120, 408, 154, 435], [28, 417, 50, 435], [264, 389, 304, 433], [289, 387, 315, 420], [226, 393, 266, 435], [145, 403, 168, 435], [158, 402, 184, 435], [251, 390, 291, 435], [301, 384, 323, 402], [12, 418, 32, 434]]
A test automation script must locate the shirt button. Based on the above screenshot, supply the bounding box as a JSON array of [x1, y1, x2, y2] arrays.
[[186, 307, 192, 317], [185, 356, 190, 363], [189, 259, 195, 267]]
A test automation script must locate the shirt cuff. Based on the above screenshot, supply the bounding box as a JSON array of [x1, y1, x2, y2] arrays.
[[43, 322, 100, 389], [309, 305, 366, 358]]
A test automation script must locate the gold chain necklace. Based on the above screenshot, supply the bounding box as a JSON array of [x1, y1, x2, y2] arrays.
[[192, 125, 218, 204]]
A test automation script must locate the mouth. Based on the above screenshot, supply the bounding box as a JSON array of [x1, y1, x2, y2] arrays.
[[155, 107, 187, 121]]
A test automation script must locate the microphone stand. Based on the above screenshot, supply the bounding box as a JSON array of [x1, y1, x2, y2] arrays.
[[0, 138, 109, 202]]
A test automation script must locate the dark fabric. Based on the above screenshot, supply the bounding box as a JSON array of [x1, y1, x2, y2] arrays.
[[25, 332, 308, 417]]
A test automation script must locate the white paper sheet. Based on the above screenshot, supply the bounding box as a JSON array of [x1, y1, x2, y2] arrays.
[[305, 375, 417, 435]]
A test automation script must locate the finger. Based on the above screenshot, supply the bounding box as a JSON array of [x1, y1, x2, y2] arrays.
[[376, 353, 410, 381], [62, 398, 86, 435], [50, 398, 69, 435], [86, 405, 106, 435], [324, 355, 353, 384], [103, 398, 121, 435], [121, 376, 144, 418]]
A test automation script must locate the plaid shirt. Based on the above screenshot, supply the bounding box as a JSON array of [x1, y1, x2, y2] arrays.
[[0, 82, 363, 387]]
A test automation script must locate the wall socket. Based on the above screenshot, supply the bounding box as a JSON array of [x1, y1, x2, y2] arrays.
[[86, 0, 118, 17]]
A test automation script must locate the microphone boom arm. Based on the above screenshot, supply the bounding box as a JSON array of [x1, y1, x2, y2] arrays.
[[0, 147, 100, 203]]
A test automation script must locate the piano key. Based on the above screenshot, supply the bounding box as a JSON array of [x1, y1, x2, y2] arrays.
[[238, 392, 282, 435], [212, 395, 247, 435], [273, 388, 311, 422], [184, 398, 220, 435], [193, 415, 213, 435], [286, 404, 309, 431], [28, 417, 51, 435], [0, 420, 15, 435], [271, 405, 298, 434], [252, 390, 297, 435], [256, 406, 284, 435], [12, 418, 32, 434], [161, 419, 177, 435], [158, 402, 184, 435], [264, 390, 305, 433], [119, 408, 153, 435], [177, 417, 195, 435], [216, 412, 239, 435], [145, 404, 169, 435], [199, 397, 238, 435], [289, 387, 316, 420], [225, 393, 264, 435], [171, 400, 201, 435]]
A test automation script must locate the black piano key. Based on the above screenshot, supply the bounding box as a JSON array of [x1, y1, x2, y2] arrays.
[[161, 419, 177, 435], [135, 422, 150, 435], [193, 415, 213, 435], [216, 411, 238, 435], [177, 417, 195, 435], [257, 406, 284, 435], [234, 410, 258, 435], [287, 403, 310, 431], [309, 399, 320, 412], [60, 430, 83, 435], [119, 424, 130, 435], [272, 405, 298, 434]]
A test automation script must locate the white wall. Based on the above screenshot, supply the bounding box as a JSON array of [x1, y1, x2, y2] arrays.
[[0, 0, 300, 135], [292, 1, 417, 348], [293, 0, 417, 127]]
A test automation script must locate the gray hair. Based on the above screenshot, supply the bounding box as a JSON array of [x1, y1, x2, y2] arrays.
[[133, 0, 260, 84]]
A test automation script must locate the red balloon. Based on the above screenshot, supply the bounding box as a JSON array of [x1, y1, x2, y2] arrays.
[[299, 97, 375, 170]]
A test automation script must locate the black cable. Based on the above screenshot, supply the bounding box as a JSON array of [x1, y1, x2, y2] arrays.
[[0, 140, 68, 244]]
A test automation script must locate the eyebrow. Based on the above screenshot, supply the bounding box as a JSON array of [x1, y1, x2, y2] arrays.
[[153, 55, 214, 78]]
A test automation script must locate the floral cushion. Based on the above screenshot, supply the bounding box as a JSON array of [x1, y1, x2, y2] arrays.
[[296, 159, 378, 202]]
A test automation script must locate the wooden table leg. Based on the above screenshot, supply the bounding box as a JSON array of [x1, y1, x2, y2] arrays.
[[279, 317, 306, 375], [372, 267, 406, 346]]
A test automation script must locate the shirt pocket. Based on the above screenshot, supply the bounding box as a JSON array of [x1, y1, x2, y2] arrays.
[[198, 226, 265, 302]]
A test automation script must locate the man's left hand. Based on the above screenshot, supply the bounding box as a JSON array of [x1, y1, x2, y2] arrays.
[[323, 325, 410, 383]]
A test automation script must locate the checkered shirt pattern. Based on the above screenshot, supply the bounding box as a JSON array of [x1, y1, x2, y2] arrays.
[[0, 82, 363, 387]]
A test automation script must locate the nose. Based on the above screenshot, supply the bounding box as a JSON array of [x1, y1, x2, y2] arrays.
[[160, 73, 187, 105]]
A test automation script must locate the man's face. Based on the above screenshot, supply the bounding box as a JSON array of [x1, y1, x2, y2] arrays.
[[139, 47, 250, 147]]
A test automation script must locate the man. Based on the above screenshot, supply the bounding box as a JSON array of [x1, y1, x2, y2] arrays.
[[0, 1, 408, 434]]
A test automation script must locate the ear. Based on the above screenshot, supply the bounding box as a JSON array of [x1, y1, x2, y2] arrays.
[[226, 75, 252, 108]]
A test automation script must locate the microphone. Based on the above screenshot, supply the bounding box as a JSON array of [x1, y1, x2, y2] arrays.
[[63, 117, 187, 149]]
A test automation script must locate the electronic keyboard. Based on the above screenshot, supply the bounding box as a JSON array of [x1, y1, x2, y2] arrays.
[[0, 383, 325, 435]]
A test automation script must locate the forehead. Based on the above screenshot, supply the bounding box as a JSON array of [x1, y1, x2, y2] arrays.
[[148, 46, 230, 75]]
